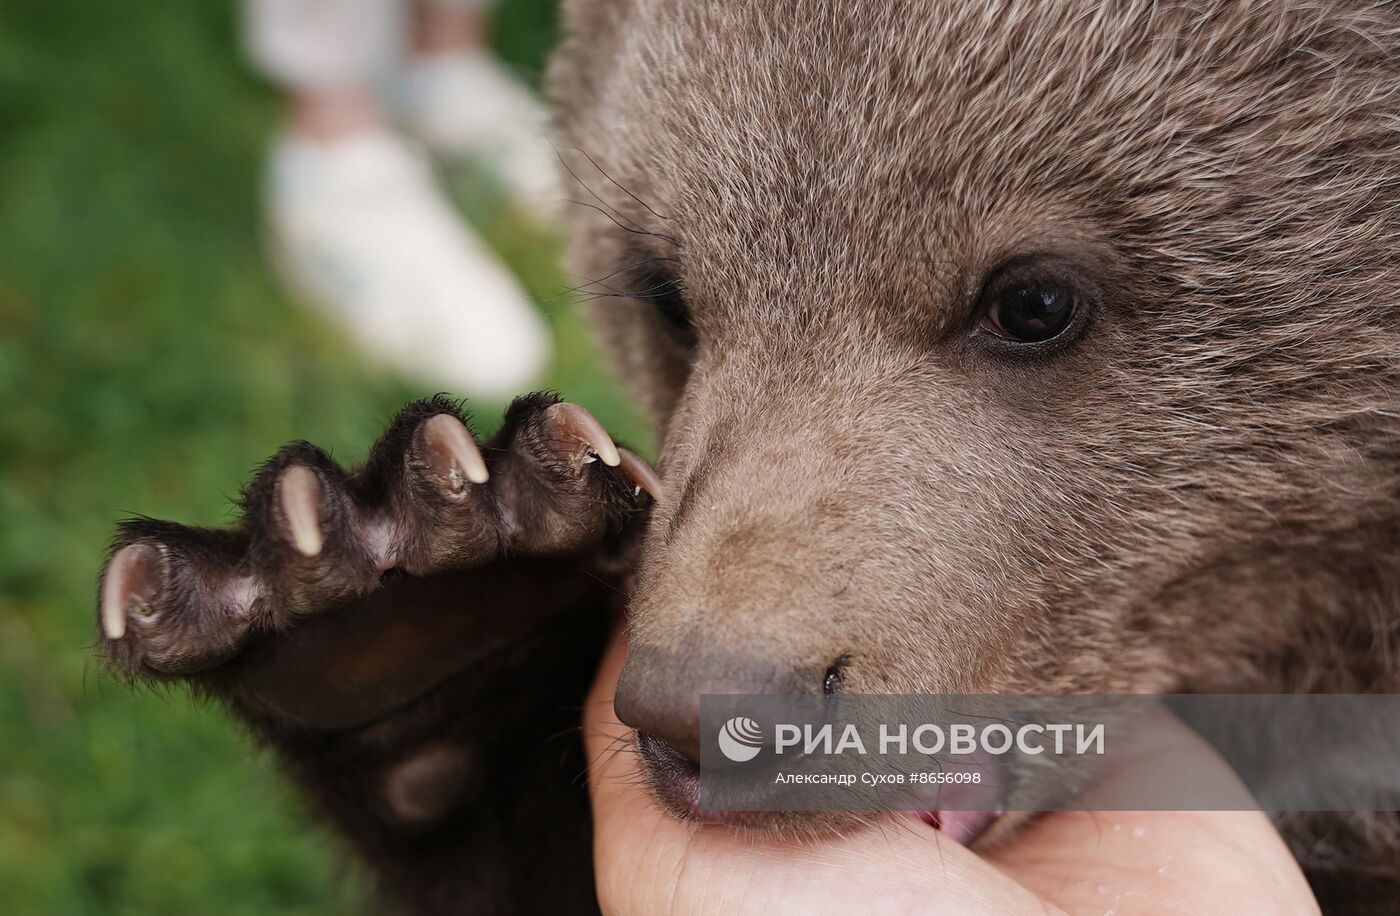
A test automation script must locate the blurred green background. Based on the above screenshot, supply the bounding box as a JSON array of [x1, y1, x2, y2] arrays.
[[0, 1, 642, 911]]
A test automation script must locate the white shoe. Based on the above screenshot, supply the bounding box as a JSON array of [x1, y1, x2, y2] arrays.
[[264, 127, 551, 399], [397, 51, 562, 218]]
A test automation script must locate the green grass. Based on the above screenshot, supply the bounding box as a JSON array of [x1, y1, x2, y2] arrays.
[[0, 1, 641, 911]]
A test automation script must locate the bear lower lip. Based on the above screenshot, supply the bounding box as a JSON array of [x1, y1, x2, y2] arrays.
[[637, 732, 1001, 842], [636, 732, 803, 829], [637, 731, 766, 826], [636, 731, 702, 814]]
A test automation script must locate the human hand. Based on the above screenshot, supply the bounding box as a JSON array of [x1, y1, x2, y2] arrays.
[[585, 630, 1318, 915]]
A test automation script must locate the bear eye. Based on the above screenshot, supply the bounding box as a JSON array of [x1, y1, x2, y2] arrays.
[[979, 284, 1078, 343], [651, 281, 692, 336], [627, 266, 693, 342]]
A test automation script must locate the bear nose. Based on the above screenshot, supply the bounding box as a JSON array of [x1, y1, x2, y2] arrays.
[[612, 646, 815, 762]]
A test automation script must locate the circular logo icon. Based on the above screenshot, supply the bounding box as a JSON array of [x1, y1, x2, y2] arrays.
[[717, 716, 764, 763]]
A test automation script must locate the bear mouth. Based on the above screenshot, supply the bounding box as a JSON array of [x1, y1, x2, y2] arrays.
[[635, 731, 1001, 843]]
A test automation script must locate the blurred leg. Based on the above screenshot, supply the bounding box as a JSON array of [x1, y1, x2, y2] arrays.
[[398, 0, 563, 217], [243, 0, 552, 399], [245, 0, 402, 91], [412, 0, 491, 55]]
